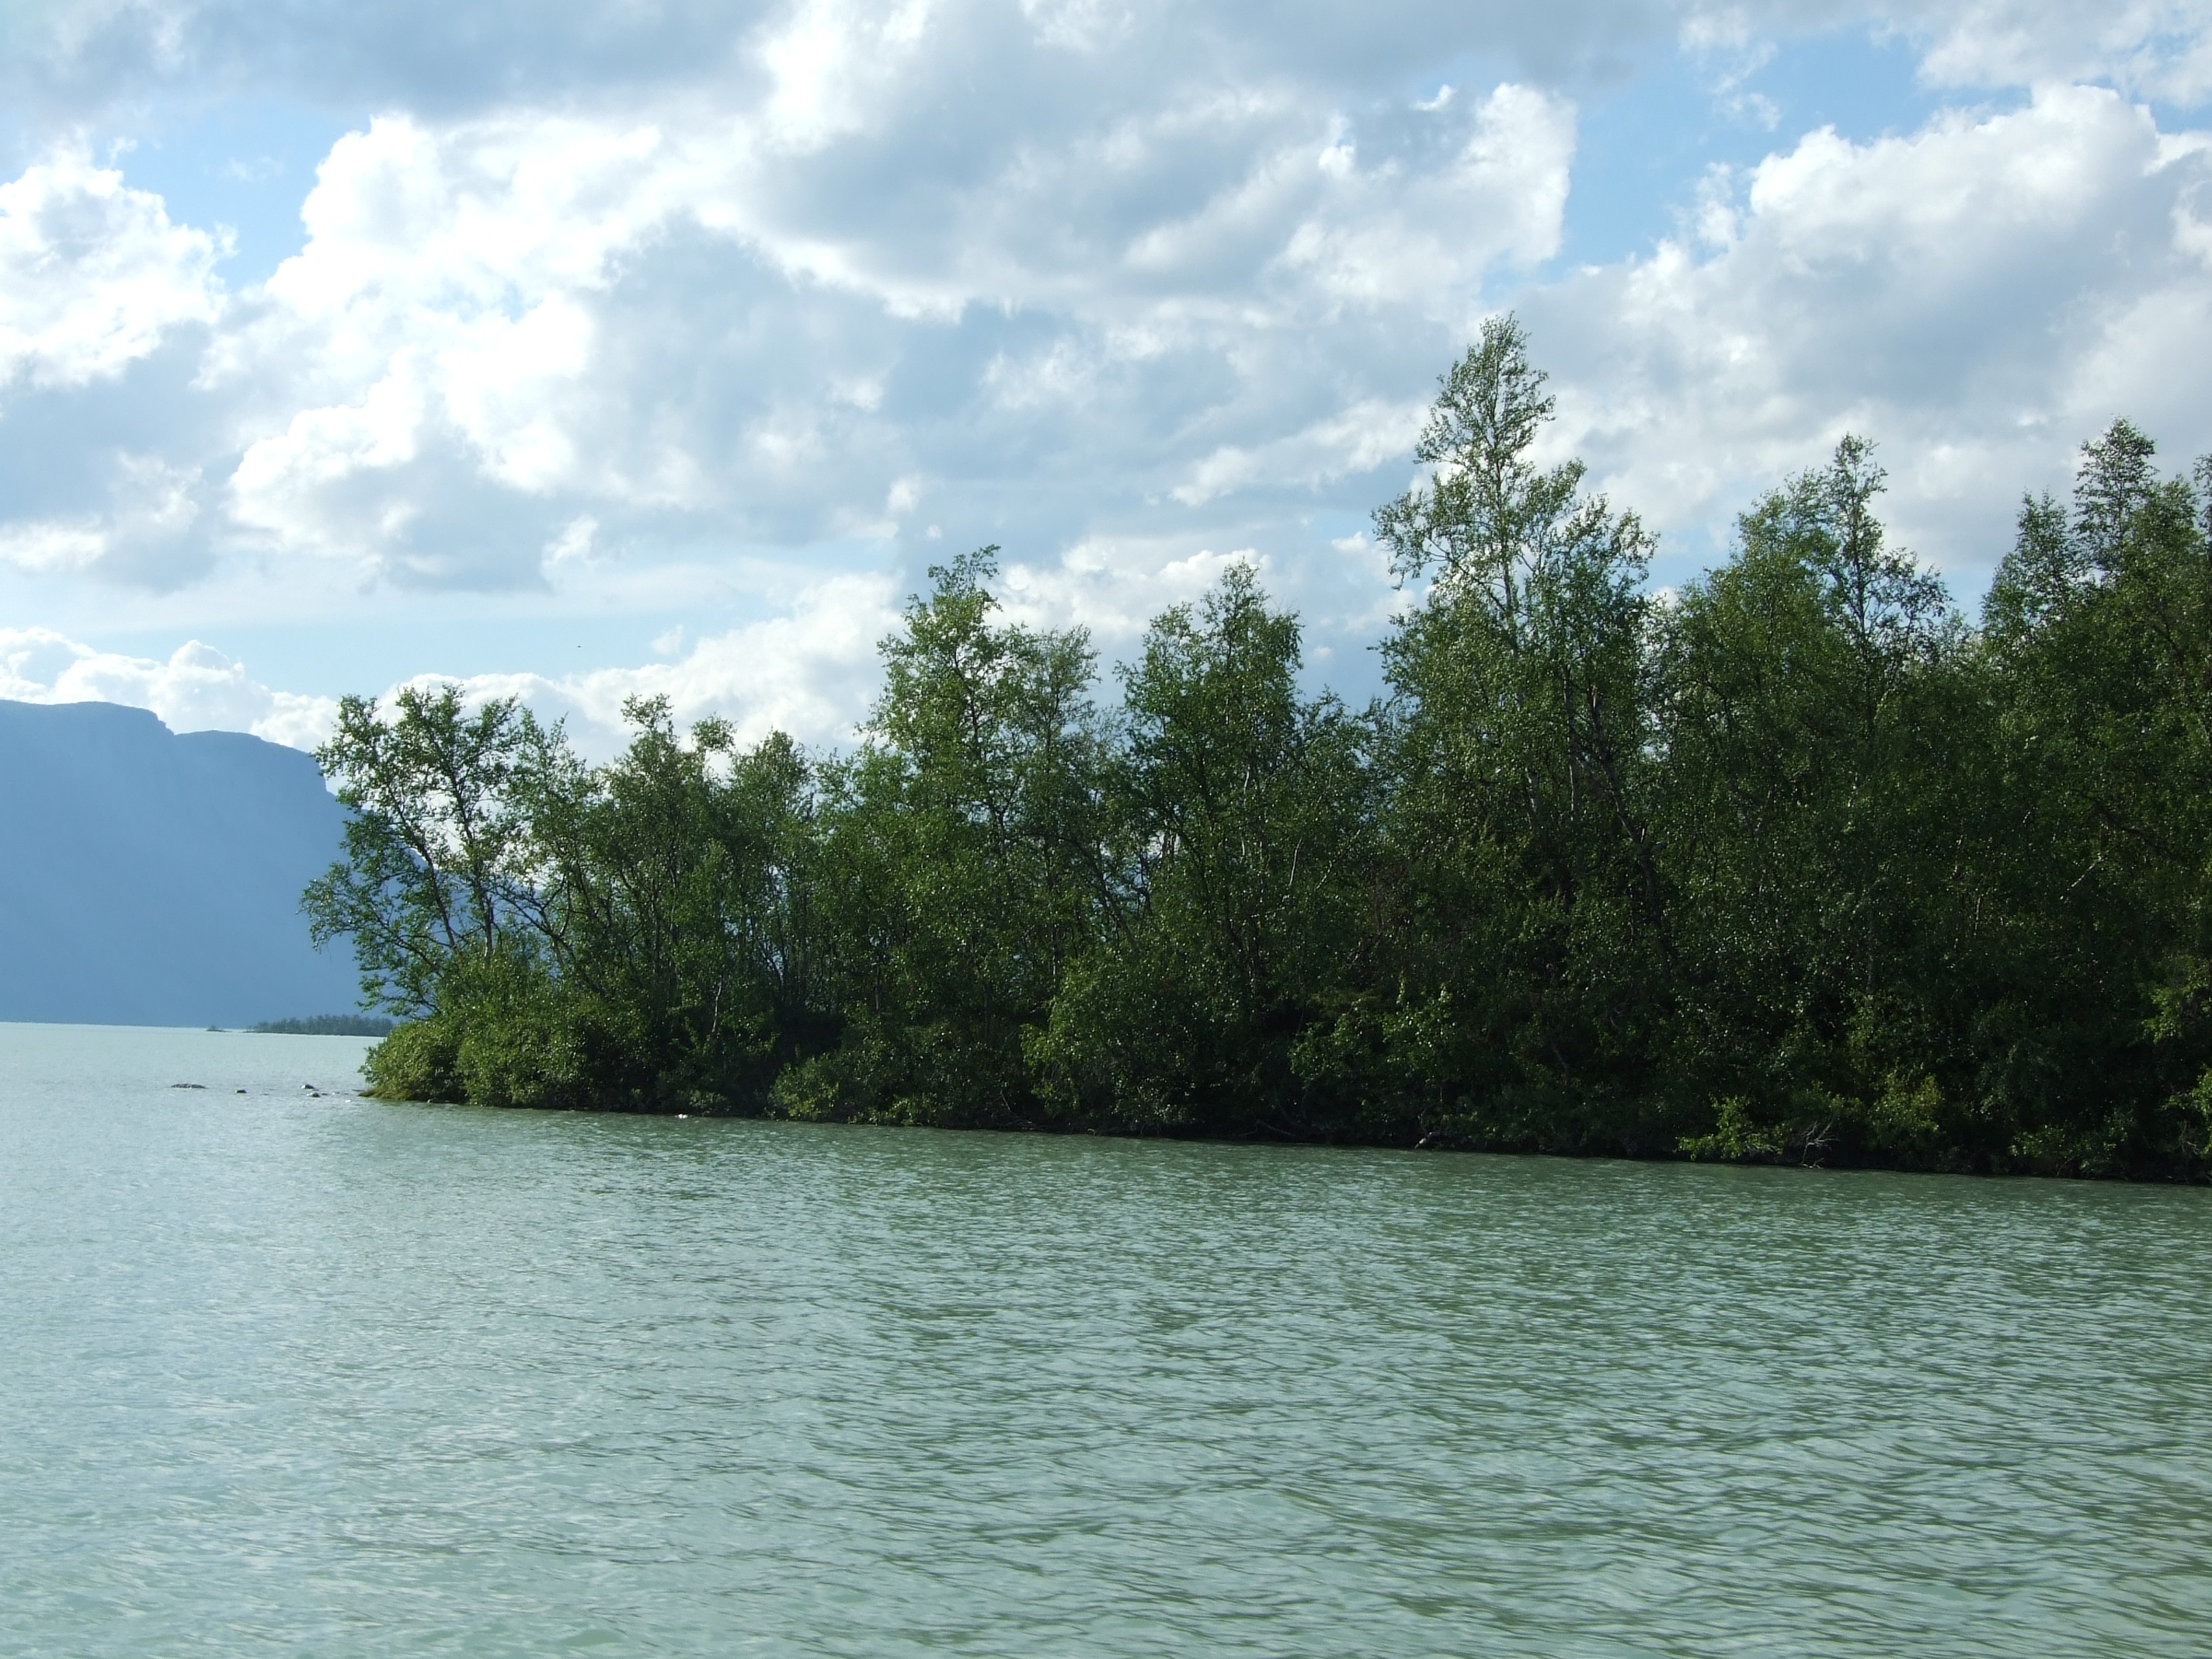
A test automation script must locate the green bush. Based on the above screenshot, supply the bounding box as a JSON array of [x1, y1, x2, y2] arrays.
[[362, 1020, 464, 1102]]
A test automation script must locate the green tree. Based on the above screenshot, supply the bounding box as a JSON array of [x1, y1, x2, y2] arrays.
[[1369, 314, 1668, 1150], [304, 684, 569, 1102], [305, 683, 560, 1018], [304, 349, 2212, 1178], [527, 698, 827, 1111], [1035, 562, 1378, 1136], [777, 548, 1108, 1125], [1977, 421, 2212, 1171], [1656, 438, 1983, 1163]]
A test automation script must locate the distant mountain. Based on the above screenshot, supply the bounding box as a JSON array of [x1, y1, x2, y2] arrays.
[[0, 700, 361, 1026]]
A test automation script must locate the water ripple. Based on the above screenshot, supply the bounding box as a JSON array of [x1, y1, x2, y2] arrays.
[[1, 1023, 2207, 1657]]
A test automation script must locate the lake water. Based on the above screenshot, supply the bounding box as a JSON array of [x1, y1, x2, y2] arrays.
[[2, 1021, 2207, 1657]]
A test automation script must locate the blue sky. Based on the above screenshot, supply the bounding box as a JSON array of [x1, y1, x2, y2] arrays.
[[3, 0, 2210, 751]]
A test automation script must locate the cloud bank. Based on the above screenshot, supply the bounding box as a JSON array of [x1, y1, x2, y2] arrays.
[[0, 628, 334, 747], [0, 0, 2208, 748], [1535, 83, 2212, 565]]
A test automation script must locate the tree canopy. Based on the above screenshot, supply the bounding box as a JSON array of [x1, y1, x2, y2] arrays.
[[309, 321, 2212, 1179]]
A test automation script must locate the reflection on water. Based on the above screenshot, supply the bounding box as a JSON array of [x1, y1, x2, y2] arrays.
[[2, 1021, 2207, 1657]]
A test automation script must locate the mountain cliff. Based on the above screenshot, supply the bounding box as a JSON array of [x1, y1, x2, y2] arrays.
[[0, 700, 359, 1026]]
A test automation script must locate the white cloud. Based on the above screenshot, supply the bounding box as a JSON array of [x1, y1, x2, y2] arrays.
[[0, 627, 336, 748], [5, 0, 2212, 750], [1909, 0, 2212, 101], [1672, 2, 2212, 100], [147, 56, 1570, 590], [0, 519, 108, 573], [1172, 398, 1428, 506], [993, 537, 1264, 639], [16, 1, 2197, 610], [0, 566, 899, 760], [758, 0, 939, 155], [0, 148, 223, 390], [1529, 84, 2212, 578], [1273, 83, 1573, 309], [399, 570, 900, 755]]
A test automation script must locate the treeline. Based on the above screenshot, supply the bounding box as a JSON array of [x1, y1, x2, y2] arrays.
[[249, 1014, 398, 1037], [310, 321, 2212, 1178]]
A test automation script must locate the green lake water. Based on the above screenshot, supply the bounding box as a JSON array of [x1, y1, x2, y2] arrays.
[[2, 1020, 2207, 1657]]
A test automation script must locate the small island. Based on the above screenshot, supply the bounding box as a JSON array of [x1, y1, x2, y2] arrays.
[[249, 1015, 398, 1037], [308, 323, 2212, 1182]]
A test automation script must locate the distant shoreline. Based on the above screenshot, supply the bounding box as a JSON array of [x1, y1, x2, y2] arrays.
[[0, 1019, 385, 1036], [248, 1015, 395, 1037]]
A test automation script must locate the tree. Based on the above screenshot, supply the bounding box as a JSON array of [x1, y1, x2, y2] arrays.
[[777, 548, 1108, 1125], [1977, 421, 2212, 1171], [1655, 438, 1981, 1163], [1369, 315, 1669, 1150], [1035, 562, 1378, 1135], [305, 350, 2212, 1178], [530, 698, 828, 1110], [305, 684, 559, 1018]]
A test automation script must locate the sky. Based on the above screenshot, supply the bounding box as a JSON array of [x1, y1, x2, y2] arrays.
[[3, 0, 2210, 754]]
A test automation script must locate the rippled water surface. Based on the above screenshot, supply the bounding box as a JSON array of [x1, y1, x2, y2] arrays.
[[3, 1021, 2210, 1657]]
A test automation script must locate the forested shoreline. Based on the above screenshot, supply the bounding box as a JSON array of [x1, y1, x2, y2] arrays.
[[309, 321, 2212, 1179]]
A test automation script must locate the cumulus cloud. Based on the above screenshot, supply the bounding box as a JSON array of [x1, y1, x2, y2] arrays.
[[993, 538, 1271, 639], [0, 452, 201, 575], [1908, 0, 2212, 100], [4, 0, 2212, 746], [209, 70, 1567, 567], [384, 570, 900, 756], [0, 628, 336, 748], [16, 0, 2210, 121], [0, 565, 900, 758], [1, 0, 1669, 119], [12, 2, 2199, 604], [1668, 1, 2212, 99], [403, 542, 1387, 756], [1529, 84, 2212, 578], [0, 148, 223, 390], [1172, 398, 1429, 507]]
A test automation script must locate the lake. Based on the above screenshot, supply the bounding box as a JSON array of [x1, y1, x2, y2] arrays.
[[2, 1020, 2207, 1657]]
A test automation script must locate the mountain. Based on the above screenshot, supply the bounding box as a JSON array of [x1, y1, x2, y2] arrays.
[[0, 700, 360, 1026]]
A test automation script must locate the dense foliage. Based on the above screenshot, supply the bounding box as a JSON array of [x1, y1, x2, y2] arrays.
[[311, 320, 2212, 1178]]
